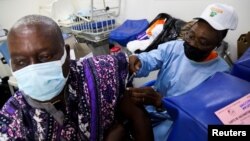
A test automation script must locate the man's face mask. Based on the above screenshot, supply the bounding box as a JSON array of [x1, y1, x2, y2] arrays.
[[183, 41, 212, 62], [12, 49, 68, 101]]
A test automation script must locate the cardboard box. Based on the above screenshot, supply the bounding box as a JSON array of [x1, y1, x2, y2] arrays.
[[237, 32, 250, 59]]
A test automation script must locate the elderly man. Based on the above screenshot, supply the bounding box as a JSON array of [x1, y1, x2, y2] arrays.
[[0, 15, 153, 141], [128, 3, 238, 141]]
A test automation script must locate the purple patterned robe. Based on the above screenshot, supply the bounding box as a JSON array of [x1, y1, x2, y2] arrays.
[[0, 53, 128, 140]]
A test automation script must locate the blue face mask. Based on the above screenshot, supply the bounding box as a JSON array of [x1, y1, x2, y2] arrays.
[[12, 49, 68, 101]]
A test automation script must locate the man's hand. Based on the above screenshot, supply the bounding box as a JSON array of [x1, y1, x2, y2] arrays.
[[106, 93, 154, 141], [126, 87, 162, 108], [128, 55, 141, 74]]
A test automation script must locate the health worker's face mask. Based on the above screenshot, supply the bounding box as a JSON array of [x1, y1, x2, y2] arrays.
[[12, 49, 68, 101], [183, 41, 211, 62]]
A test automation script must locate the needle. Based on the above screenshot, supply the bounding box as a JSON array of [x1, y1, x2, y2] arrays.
[[127, 72, 136, 84]]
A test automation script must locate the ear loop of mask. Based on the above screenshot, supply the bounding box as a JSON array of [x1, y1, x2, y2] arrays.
[[62, 47, 70, 80], [60, 48, 67, 64]]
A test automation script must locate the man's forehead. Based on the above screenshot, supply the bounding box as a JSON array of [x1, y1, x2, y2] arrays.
[[192, 21, 219, 37], [8, 30, 62, 50], [9, 26, 58, 44]]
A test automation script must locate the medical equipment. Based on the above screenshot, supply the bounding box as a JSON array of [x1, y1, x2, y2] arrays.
[[0, 51, 16, 95], [0, 29, 5, 37], [58, 0, 121, 43], [0, 52, 11, 79], [109, 19, 149, 47]]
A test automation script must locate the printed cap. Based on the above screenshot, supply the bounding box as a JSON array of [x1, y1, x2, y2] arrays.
[[195, 3, 238, 30]]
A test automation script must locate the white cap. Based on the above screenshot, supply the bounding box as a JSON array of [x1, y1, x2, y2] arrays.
[[195, 3, 238, 30]]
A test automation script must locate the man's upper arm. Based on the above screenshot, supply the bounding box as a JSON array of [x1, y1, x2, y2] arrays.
[[136, 41, 175, 77]]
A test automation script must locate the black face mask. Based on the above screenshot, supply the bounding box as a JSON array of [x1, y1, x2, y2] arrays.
[[183, 42, 211, 62]]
